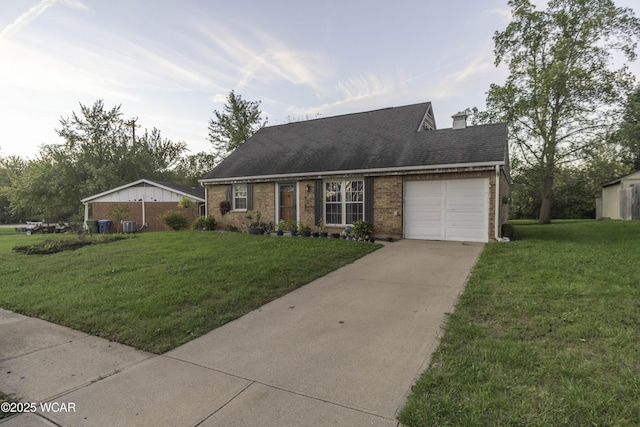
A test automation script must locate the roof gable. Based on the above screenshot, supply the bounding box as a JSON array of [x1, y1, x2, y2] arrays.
[[202, 102, 508, 182], [81, 179, 205, 203]]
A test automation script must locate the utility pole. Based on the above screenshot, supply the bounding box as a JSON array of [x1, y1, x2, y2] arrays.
[[128, 118, 138, 152]]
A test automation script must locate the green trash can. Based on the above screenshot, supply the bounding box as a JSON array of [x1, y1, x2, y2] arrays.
[[86, 220, 99, 234]]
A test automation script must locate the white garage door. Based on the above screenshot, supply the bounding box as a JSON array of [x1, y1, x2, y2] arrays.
[[404, 178, 489, 242]]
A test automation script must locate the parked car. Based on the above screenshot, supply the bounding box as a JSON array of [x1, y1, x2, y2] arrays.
[[15, 221, 71, 235]]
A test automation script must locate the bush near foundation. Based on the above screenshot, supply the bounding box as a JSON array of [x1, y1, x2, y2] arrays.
[[161, 211, 188, 231], [192, 215, 217, 231]]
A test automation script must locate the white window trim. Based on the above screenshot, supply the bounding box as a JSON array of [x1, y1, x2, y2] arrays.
[[324, 179, 364, 226], [233, 183, 248, 212]]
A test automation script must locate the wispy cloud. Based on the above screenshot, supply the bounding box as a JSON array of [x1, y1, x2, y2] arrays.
[[193, 20, 332, 98], [449, 53, 494, 85], [0, 0, 87, 39], [0, 0, 56, 39], [285, 73, 398, 119], [336, 73, 394, 103]]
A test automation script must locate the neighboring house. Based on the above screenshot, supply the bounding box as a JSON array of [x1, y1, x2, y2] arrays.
[[81, 179, 205, 232], [598, 171, 640, 220], [200, 102, 510, 243]]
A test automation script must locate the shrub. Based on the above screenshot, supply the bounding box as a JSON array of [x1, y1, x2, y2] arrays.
[[108, 203, 130, 233], [191, 215, 216, 231], [161, 211, 188, 231], [501, 223, 516, 240], [352, 220, 373, 239], [178, 197, 196, 209], [283, 220, 298, 231]]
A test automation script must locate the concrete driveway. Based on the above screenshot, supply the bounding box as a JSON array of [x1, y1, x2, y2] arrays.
[[1, 240, 483, 426]]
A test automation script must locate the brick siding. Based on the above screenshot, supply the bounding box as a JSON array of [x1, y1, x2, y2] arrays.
[[208, 183, 276, 231], [91, 201, 200, 232]]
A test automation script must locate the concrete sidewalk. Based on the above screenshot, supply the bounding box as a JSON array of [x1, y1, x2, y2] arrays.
[[1, 240, 483, 426]]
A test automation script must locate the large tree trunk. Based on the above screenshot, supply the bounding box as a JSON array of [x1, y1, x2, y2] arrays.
[[538, 174, 554, 224], [538, 196, 552, 224]]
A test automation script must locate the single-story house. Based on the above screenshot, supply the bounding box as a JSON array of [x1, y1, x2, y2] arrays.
[[81, 179, 205, 232], [598, 171, 640, 220], [200, 102, 510, 243]]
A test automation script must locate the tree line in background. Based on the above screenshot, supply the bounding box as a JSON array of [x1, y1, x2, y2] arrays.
[[0, 92, 265, 224], [1, 0, 640, 225], [475, 0, 640, 222]]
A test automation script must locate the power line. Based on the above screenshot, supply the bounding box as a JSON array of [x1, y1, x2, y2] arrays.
[[151, 126, 210, 143]]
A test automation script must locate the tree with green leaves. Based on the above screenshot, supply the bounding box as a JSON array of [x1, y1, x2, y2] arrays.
[[57, 100, 186, 195], [6, 100, 188, 221], [618, 86, 640, 170], [483, 0, 640, 223], [0, 153, 27, 223], [7, 154, 78, 221], [208, 91, 267, 159], [173, 151, 219, 186]]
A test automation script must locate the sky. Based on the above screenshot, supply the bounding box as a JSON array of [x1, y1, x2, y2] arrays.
[[1, 0, 638, 159]]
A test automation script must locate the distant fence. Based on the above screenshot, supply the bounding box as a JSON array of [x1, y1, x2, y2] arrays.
[[620, 185, 640, 220]]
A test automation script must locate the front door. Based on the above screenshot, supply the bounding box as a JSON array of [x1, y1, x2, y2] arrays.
[[279, 184, 296, 222]]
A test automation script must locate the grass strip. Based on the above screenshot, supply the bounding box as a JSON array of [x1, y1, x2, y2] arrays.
[[399, 220, 640, 426], [0, 231, 379, 353]]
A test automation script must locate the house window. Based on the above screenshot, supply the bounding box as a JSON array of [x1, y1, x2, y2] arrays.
[[233, 184, 247, 210], [325, 180, 364, 225]]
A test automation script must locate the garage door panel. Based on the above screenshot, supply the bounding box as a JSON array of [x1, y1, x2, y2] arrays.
[[448, 179, 487, 192], [447, 194, 486, 207], [404, 215, 443, 240], [405, 178, 488, 242], [405, 225, 443, 240], [446, 226, 486, 242], [405, 181, 444, 240], [446, 211, 485, 224]]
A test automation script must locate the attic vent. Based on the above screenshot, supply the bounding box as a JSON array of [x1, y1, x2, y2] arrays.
[[418, 103, 437, 131], [452, 112, 467, 129]]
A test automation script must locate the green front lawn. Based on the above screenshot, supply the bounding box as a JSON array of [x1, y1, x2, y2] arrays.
[[0, 232, 380, 354], [399, 220, 640, 426]]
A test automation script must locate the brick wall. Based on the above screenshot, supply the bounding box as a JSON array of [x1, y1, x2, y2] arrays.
[[252, 183, 276, 228], [372, 176, 403, 238], [91, 201, 200, 232], [208, 183, 276, 231], [298, 180, 317, 231]]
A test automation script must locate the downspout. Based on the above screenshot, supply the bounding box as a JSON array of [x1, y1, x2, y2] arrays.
[[139, 196, 146, 231], [495, 165, 501, 241], [204, 184, 208, 217]]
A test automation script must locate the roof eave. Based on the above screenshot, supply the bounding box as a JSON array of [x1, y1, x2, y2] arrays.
[[199, 161, 507, 185]]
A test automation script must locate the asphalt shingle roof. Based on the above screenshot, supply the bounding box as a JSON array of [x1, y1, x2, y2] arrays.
[[147, 180, 205, 199], [202, 102, 508, 181]]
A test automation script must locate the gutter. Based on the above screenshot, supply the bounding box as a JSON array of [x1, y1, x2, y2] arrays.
[[200, 161, 506, 185]]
